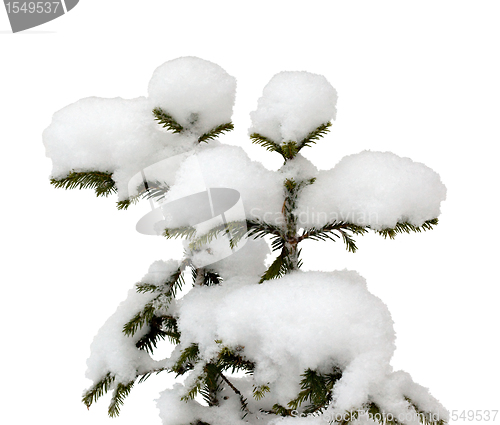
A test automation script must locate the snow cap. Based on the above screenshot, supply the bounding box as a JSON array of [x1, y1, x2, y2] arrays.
[[250, 71, 337, 144], [148, 56, 237, 134]]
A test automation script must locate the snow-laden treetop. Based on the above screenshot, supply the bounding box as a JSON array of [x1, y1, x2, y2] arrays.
[[43, 57, 448, 425], [249, 71, 338, 144]]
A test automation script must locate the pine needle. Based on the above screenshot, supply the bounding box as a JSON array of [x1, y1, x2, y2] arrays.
[[50, 171, 116, 197], [198, 122, 234, 143], [152, 107, 184, 133]]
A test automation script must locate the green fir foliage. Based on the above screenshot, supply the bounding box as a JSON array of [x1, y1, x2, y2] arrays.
[[375, 218, 439, 239], [258, 247, 301, 283], [116, 197, 137, 210], [250, 122, 332, 160], [50, 171, 116, 197], [252, 384, 271, 401], [215, 345, 255, 374], [108, 380, 135, 418], [123, 267, 184, 338], [164, 226, 198, 241], [299, 222, 368, 253], [82, 372, 115, 410], [117, 180, 169, 210], [198, 122, 234, 143], [153, 107, 184, 133], [134, 315, 180, 353], [182, 374, 205, 402], [172, 343, 200, 376], [298, 122, 332, 150], [287, 367, 342, 414], [200, 363, 223, 406], [123, 303, 155, 337], [271, 403, 296, 417]]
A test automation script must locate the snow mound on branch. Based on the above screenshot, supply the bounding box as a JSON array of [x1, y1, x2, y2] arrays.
[[42, 96, 197, 199], [296, 150, 447, 230], [159, 144, 284, 229], [85, 260, 179, 384], [249, 71, 337, 144], [175, 270, 395, 407], [148, 56, 237, 135], [43, 57, 237, 200]]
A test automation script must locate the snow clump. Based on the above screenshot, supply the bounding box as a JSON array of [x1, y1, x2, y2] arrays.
[[174, 270, 395, 407], [159, 144, 284, 230], [148, 56, 237, 135], [249, 71, 337, 144], [43, 57, 237, 200], [296, 150, 447, 230]]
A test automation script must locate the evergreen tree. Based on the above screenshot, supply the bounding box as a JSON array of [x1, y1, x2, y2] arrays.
[[43, 57, 448, 425]]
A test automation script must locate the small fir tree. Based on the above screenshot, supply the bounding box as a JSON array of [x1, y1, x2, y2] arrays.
[[43, 57, 448, 425]]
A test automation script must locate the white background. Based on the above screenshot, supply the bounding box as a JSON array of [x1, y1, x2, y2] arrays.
[[1, 1, 499, 424]]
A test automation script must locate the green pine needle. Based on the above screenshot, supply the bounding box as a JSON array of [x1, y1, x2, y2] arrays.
[[272, 403, 296, 417], [297, 122, 332, 150], [287, 369, 328, 412], [172, 344, 200, 375], [164, 226, 198, 240], [181, 376, 204, 401], [123, 268, 184, 337], [153, 107, 184, 133], [375, 218, 439, 239], [285, 366, 342, 415], [198, 122, 234, 143], [259, 249, 287, 283], [123, 303, 155, 337], [249, 133, 283, 155], [300, 222, 368, 253], [116, 197, 137, 210], [253, 384, 271, 401], [50, 171, 116, 197], [108, 381, 135, 418], [82, 373, 115, 409], [281, 141, 299, 160], [216, 345, 255, 374], [250, 122, 331, 159], [134, 315, 180, 353], [116, 180, 169, 210]]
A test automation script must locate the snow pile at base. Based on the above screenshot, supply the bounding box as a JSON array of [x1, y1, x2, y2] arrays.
[[297, 151, 447, 229], [175, 270, 395, 407], [249, 71, 337, 143], [159, 144, 284, 230], [43, 57, 237, 200], [85, 260, 179, 384], [148, 56, 236, 135]]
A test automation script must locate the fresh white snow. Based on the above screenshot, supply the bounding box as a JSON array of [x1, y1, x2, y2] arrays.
[[148, 56, 237, 135], [249, 71, 337, 144], [296, 150, 447, 230]]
